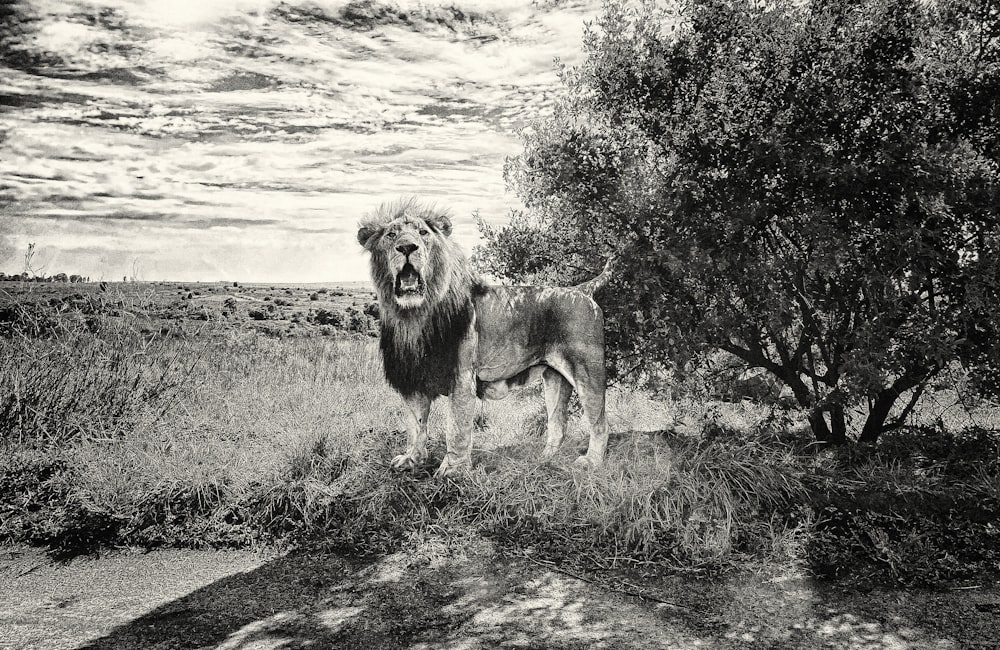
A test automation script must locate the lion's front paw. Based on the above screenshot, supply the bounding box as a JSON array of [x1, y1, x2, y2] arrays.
[[572, 454, 602, 471], [390, 453, 423, 470], [541, 444, 559, 459], [433, 455, 471, 478]]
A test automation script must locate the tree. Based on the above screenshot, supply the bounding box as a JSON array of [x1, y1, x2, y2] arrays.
[[479, 0, 1000, 443]]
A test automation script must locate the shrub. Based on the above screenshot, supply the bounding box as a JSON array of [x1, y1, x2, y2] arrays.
[[0, 301, 66, 338], [310, 308, 345, 327], [806, 427, 1000, 585], [248, 304, 277, 321]]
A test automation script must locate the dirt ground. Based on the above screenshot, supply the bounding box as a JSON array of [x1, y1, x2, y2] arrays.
[[2, 538, 999, 650]]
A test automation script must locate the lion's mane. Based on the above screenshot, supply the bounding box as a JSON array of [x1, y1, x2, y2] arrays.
[[361, 198, 487, 398]]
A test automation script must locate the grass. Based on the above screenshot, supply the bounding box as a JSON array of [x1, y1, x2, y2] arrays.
[[1, 282, 999, 586]]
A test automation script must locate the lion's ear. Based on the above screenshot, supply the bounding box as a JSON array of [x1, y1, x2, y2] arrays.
[[426, 214, 453, 237], [357, 224, 382, 250]]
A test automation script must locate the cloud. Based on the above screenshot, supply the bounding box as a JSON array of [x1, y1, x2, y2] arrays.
[[0, 225, 17, 267], [0, 0, 600, 280]]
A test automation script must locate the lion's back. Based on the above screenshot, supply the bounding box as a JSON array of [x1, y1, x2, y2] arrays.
[[474, 284, 604, 352]]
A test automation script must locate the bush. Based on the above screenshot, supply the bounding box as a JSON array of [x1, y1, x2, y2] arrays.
[[248, 304, 277, 321], [310, 308, 345, 327], [0, 451, 123, 558], [806, 427, 1000, 585], [0, 302, 66, 338]]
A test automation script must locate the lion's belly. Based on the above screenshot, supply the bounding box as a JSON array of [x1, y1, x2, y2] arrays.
[[470, 285, 602, 400], [476, 365, 545, 400]]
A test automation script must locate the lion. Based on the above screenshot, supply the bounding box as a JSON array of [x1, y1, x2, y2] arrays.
[[357, 197, 610, 477]]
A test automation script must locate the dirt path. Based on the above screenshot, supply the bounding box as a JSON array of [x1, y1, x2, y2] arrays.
[[2, 539, 999, 650]]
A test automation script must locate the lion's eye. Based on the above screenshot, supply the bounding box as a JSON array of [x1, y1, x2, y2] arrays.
[[419, 229, 429, 236], [385, 231, 397, 240]]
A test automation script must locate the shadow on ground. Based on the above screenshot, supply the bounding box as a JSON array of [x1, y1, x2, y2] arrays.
[[2, 538, 998, 649], [67, 540, 706, 650]]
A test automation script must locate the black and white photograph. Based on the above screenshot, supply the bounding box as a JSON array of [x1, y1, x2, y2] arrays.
[[2, 0, 999, 647]]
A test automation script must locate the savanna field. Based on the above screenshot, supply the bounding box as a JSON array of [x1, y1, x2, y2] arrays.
[[3, 278, 999, 592], [2, 0, 1000, 645]]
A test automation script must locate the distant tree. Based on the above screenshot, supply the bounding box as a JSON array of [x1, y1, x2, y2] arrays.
[[480, 0, 1000, 443]]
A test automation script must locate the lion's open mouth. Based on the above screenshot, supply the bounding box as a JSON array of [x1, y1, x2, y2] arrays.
[[395, 264, 425, 297]]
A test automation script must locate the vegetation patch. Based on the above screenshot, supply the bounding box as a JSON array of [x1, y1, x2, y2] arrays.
[[1, 281, 998, 587], [807, 427, 1000, 586]]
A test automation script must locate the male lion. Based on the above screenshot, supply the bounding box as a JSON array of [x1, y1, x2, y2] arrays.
[[357, 197, 610, 477]]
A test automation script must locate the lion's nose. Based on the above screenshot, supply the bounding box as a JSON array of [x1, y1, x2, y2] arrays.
[[396, 243, 419, 256]]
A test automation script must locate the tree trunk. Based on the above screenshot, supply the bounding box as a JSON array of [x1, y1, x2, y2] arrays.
[[830, 403, 847, 445], [858, 374, 926, 444], [808, 408, 830, 442], [858, 389, 897, 444], [808, 405, 848, 445]]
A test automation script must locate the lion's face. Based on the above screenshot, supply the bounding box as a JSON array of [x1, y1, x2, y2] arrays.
[[358, 202, 455, 311], [379, 216, 435, 309]]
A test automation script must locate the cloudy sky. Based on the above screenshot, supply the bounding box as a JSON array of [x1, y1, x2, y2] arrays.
[[0, 0, 600, 282]]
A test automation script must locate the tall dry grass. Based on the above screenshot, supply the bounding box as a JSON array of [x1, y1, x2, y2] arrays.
[[0, 299, 807, 567], [0, 289, 197, 446], [2, 288, 998, 584]]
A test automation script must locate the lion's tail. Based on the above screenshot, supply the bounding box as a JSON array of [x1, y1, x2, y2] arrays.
[[573, 257, 614, 296]]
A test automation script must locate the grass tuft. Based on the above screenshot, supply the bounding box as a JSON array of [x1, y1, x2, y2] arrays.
[[0, 307, 197, 446], [460, 431, 808, 571]]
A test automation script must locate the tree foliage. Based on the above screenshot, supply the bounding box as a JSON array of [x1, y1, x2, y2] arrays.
[[478, 0, 1000, 442]]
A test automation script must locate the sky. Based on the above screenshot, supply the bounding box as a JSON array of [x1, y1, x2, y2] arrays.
[[0, 0, 601, 282]]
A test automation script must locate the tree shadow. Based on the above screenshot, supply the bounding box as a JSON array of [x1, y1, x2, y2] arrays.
[[10, 539, 995, 649], [71, 542, 702, 650]]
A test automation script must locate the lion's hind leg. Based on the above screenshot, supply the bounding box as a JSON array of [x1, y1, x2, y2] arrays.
[[541, 367, 572, 459], [548, 355, 609, 470], [392, 393, 431, 470], [574, 383, 609, 470]]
